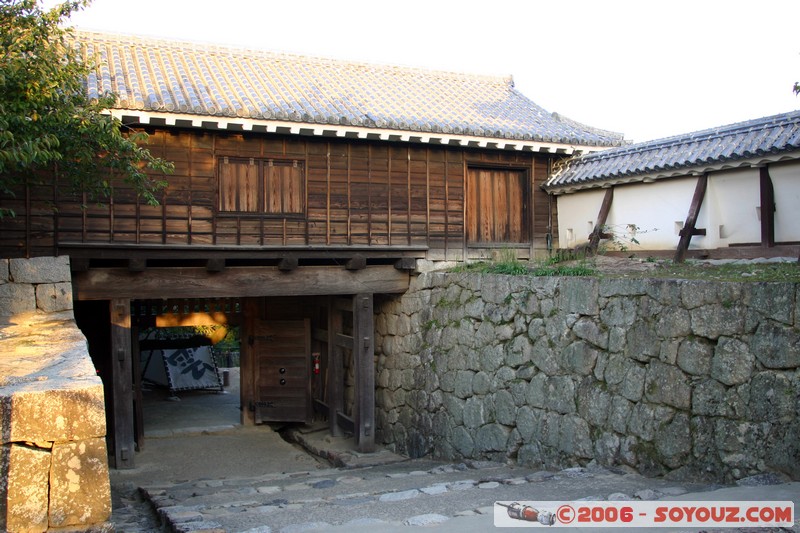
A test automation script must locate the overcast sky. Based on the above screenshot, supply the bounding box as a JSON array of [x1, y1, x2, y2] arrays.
[[59, 0, 800, 143]]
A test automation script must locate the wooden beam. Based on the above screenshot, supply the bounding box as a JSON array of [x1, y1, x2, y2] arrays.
[[674, 173, 709, 263], [109, 299, 135, 469], [759, 166, 775, 248], [353, 293, 375, 453], [278, 257, 299, 271], [345, 255, 366, 271], [587, 187, 614, 254], [128, 258, 147, 272], [327, 296, 344, 437], [394, 257, 417, 271], [206, 258, 226, 272], [73, 265, 410, 300]]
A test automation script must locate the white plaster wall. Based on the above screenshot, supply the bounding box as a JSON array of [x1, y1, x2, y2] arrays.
[[609, 178, 697, 250], [555, 160, 800, 252], [771, 161, 800, 243], [701, 169, 760, 248], [556, 178, 697, 251], [555, 189, 605, 248]]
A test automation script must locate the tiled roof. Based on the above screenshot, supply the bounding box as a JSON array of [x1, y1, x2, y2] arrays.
[[545, 110, 800, 193], [75, 31, 624, 151]]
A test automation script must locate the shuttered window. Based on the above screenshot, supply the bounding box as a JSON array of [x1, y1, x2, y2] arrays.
[[218, 157, 305, 215], [466, 166, 530, 245]]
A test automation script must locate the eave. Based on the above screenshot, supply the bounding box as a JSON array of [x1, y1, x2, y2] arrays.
[[545, 149, 800, 195], [109, 109, 610, 156]]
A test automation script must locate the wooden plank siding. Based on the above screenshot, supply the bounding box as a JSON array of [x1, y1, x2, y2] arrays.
[[0, 128, 559, 261]]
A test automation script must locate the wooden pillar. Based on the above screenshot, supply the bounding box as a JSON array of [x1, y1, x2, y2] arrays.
[[352, 293, 375, 453], [131, 317, 144, 451], [327, 297, 344, 437], [240, 297, 257, 426], [587, 187, 614, 254], [110, 299, 134, 469], [674, 174, 709, 263], [759, 166, 775, 248]]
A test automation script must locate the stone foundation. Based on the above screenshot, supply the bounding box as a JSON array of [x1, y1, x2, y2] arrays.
[[1, 257, 111, 532], [375, 273, 800, 483]]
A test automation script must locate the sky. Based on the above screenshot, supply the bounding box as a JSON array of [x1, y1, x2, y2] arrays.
[[55, 0, 800, 143]]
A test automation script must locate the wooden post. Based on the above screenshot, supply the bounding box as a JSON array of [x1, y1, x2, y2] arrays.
[[131, 318, 144, 451], [352, 293, 375, 453], [759, 166, 775, 248], [587, 187, 614, 254], [110, 298, 135, 469], [674, 174, 709, 263], [240, 298, 257, 426], [327, 297, 344, 437]]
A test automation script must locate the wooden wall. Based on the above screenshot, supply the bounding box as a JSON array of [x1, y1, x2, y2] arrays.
[[0, 128, 559, 261]]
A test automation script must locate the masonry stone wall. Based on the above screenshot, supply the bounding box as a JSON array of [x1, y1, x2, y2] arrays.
[[1, 257, 111, 532], [375, 273, 800, 483]]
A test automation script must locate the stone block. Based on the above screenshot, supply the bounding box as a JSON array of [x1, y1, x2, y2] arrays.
[[600, 297, 638, 327], [655, 413, 691, 469], [676, 337, 713, 376], [558, 416, 593, 458], [744, 282, 794, 325], [690, 304, 745, 339], [5, 383, 106, 444], [49, 438, 111, 528], [710, 337, 754, 386], [573, 317, 609, 349], [0, 259, 8, 282], [1, 443, 50, 532], [748, 372, 795, 422], [751, 322, 800, 369], [561, 340, 599, 375], [9, 256, 71, 284], [558, 277, 599, 316], [644, 361, 691, 410], [0, 282, 36, 316], [545, 376, 576, 414], [35, 282, 73, 313], [475, 424, 510, 453], [599, 278, 647, 297]]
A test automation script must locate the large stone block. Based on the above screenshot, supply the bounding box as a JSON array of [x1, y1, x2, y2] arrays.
[[1, 443, 50, 532], [644, 361, 691, 410], [49, 438, 111, 528], [710, 337, 754, 386], [0, 283, 36, 316], [35, 282, 73, 313], [5, 384, 106, 444], [558, 277, 599, 316], [0, 259, 8, 282], [751, 321, 800, 369], [9, 256, 70, 284]]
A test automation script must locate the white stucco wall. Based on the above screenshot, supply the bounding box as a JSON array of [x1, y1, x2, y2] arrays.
[[554, 159, 800, 252], [771, 161, 800, 243]]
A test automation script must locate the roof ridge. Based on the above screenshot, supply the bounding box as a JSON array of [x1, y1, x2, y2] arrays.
[[73, 29, 514, 86]]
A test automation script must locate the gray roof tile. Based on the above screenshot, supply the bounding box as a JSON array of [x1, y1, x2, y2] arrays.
[[545, 110, 800, 191], [75, 31, 624, 148]]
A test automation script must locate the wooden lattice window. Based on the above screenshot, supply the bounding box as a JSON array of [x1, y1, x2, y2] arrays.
[[218, 157, 305, 215], [466, 166, 530, 245]]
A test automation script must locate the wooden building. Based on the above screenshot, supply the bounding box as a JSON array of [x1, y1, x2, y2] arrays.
[[545, 111, 800, 260], [0, 31, 623, 468]]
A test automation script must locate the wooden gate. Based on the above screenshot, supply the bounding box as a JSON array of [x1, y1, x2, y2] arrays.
[[252, 319, 312, 423]]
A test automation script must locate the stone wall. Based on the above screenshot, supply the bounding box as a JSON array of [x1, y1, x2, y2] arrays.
[[375, 273, 800, 483], [1, 257, 111, 532]]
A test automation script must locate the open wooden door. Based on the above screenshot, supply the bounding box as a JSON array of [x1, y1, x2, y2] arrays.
[[252, 318, 312, 423]]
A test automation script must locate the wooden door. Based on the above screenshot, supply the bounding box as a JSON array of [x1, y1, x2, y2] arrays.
[[467, 167, 530, 245], [253, 319, 311, 423]]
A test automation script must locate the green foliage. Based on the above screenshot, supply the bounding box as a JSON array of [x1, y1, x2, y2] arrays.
[[0, 0, 172, 216]]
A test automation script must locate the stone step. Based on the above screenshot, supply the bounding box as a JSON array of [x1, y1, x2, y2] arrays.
[[140, 460, 714, 533]]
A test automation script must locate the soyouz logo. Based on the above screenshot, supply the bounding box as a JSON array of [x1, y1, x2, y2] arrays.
[[494, 501, 794, 528]]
